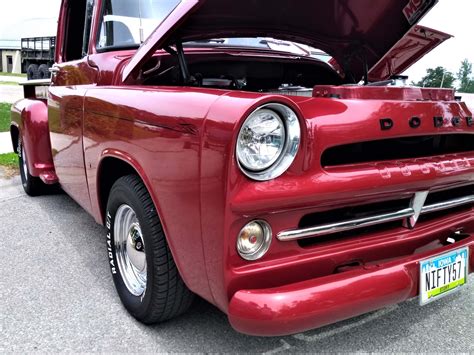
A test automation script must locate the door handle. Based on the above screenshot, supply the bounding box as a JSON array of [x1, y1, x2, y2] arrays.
[[49, 66, 60, 75]]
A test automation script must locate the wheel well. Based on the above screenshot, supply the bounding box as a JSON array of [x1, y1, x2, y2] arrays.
[[10, 125, 19, 154], [98, 157, 138, 220]]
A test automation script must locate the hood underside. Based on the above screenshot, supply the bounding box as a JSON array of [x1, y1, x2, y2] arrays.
[[123, 0, 448, 82]]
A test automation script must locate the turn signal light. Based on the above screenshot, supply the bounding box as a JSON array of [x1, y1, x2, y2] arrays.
[[237, 220, 272, 261]]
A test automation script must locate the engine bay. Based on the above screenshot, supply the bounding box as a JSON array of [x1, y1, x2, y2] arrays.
[[139, 52, 343, 95]]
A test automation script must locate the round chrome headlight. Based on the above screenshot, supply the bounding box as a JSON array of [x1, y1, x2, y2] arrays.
[[236, 103, 301, 181]]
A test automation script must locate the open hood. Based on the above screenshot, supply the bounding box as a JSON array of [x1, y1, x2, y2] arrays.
[[123, 0, 443, 82], [368, 25, 451, 81]]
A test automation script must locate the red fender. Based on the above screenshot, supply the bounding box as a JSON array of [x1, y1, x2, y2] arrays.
[[10, 99, 57, 184]]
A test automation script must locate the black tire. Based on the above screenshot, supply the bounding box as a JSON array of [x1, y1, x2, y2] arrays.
[[26, 64, 39, 80], [38, 64, 50, 79], [18, 140, 43, 196], [106, 175, 194, 324]]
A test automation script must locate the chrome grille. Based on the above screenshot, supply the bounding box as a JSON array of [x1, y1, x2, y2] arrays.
[[277, 185, 474, 242]]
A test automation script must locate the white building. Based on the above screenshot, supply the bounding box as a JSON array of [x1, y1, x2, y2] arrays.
[[0, 39, 21, 73]]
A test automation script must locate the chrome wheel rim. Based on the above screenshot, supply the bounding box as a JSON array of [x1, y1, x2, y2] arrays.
[[114, 204, 147, 296], [21, 145, 28, 183]]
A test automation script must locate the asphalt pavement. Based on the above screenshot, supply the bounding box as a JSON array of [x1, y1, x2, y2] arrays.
[[0, 132, 13, 154], [0, 84, 23, 104], [0, 75, 25, 83], [0, 173, 473, 353]]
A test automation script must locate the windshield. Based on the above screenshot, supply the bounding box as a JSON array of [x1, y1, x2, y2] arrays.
[[98, 0, 180, 49], [185, 37, 333, 61], [96, 1, 333, 63]]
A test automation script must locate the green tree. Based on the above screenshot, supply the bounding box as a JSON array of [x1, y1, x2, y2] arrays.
[[414, 66, 455, 88], [457, 59, 474, 93]]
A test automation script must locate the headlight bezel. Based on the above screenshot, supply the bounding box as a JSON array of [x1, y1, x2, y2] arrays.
[[236, 103, 301, 181]]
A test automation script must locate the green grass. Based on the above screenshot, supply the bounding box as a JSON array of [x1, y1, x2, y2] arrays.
[[0, 81, 19, 86], [0, 153, 18, 168], [0, 102, 11, 132], [0, 72, 26, 78]]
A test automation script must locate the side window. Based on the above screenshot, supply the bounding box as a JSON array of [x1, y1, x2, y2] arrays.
[[97, 0, 181, 50], [82, 0, 95, 57], [62, 0, 88, 61]]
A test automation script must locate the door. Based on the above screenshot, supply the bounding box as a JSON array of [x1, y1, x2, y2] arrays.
[[48, 0, 97, 212], [6, 56, 13, 72]]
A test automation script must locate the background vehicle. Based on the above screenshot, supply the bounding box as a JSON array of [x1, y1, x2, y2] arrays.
[[21, 36, 55, 80], [9, 0, 474, 336]]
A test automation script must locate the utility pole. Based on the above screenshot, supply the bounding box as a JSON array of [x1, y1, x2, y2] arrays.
[[440, 69, 446, 88]]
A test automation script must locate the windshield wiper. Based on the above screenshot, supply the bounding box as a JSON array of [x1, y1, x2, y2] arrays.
[[259, 39, 311, 57], [188, 39, 226, 44]]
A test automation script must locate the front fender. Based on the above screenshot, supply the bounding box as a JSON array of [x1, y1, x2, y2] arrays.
[[10, 99, 54, 177], [199, 92, 310, 311]]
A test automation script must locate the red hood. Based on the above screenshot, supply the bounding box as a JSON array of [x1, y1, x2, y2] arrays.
[[369, 25, 451, 81], [123, 0, 446, 82]]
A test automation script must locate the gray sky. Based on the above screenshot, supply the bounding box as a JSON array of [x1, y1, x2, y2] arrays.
[[0, 0, 472, 82], [403, 0, 474, 82], [0, 0, 61, 39]]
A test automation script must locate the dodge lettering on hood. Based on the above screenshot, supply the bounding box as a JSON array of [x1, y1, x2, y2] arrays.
[[10, 0, 473, 336]]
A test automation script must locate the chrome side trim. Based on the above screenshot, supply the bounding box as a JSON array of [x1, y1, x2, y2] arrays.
[[421, 195, 474, 214], [277, 194, 474, 242], [277, 208, 415, 241]]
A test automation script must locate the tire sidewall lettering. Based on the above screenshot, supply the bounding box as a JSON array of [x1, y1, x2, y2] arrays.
[[106, 210, 117, 275]]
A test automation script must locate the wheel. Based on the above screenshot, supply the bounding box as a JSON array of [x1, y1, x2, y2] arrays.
[[18, 140, 43, 196], [106, 175, 194, 324], [38, 64, 50, 79], [26, 64, 39, 80]]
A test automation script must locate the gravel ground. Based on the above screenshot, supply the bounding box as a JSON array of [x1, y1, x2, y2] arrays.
[[0, 173, 472, 353]]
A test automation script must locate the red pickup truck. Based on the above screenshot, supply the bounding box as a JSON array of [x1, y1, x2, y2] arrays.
[[10, 0, 473, 336]]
